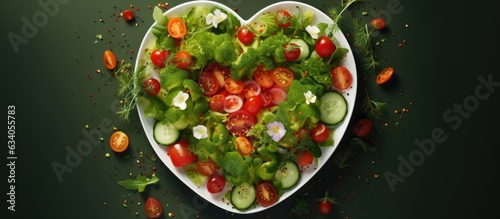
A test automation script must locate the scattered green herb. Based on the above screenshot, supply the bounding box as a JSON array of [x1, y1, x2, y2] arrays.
[[117, 175, 159, 192], [362, 88, 387, 122], [290, 197, 310, 217]]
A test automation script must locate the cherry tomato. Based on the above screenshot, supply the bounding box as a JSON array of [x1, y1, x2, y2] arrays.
[[318, 199, 333, 215], [315, 36, 336, 59], [268, 86, 287, 105], [150, 49, 169, 68], [259, 88, 273, 107], [255, 181, 278, 207], [207, 174, 226, 194], [142, 78, 161, 96], [235, 136, 253, 156], [205, 62, 230, 88], [226, 110, 255, 136], [294, 128, 309, 142], [224, 78, 244, 94], [275, 9, 292, 28], [371, 17, 386, 30], [271, 67, 294, 88], [376, 67, 394, 85], [109, 130, 129, 153], [284, 43, 301, 61], [174, 51, 192, 69], [209, 94, 226, 112], [243, 95, 264, 116], [168, 17, 187, 39], [242, 80, 262, 99], [352, 119, 373, 137], [196, 158, 219, 176], [224, 95, 243, 113], [331, 66, 353, 90], [122, 9, 135, 21], [103, 50, 117, 70], [167, 140, 197, 167], [144, 197, 163, 219], [198, 71, 220, 96], [253, 65, 274, 88], [296, 150, 314, 167], [310, 122, 330, 143], [237, 26, 255, 45]]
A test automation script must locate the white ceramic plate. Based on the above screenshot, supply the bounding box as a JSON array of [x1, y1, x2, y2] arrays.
[[134, 0, 356, 214]]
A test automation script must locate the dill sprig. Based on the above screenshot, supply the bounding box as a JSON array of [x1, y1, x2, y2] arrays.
[[362, 88, 386, 122], [327, 0, 360, 34], [115, 61, 144, 121], [350, 18, 380, 70], [332, 144, 356, 169], [351, 137, 376, 153]]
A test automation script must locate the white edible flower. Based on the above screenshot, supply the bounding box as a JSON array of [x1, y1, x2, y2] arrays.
[[267, 121, 286, 142], [173, 91, 189, 110], [306, 25, 320, 39], [205, 9, 227, 28], [193, 125, 209, 139], [304, 90, 316, 104]]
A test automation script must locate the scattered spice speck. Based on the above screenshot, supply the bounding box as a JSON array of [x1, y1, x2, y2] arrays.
[[105, 153, 111, 158]]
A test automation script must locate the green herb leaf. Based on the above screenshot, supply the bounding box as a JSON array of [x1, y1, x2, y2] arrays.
[[117, 175, 159, 192], [290, 198, 310, 217]]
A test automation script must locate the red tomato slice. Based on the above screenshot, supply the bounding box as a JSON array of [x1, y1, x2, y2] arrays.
[[168, 17, 187, 39], [271, 67, 294, 88], [174, 51, 192, 69], [253, 65, 274, 88], [255, 182, 278, 207], [235, 136, 253, 156], [331, 66, 353, 90], [167, 140, 197, 167], [224, 78, 244, 94], [243, 95, 264, 116], [198, 71, 220, 96], [144, 197, 163, 218], [223, 95, 243, 113], [296, 150, 314, 167], [196, 158, 219, 176], [226, 110, 255, 136], [260, 88, 273, 107], [243, 80, 262, 99], [268, 87, 287, 105], [205, 62, 231, 87], [209, 94, 226, 112]]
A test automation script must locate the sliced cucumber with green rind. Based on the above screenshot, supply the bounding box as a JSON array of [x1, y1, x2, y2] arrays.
[[274, 161, 300, 190], [319, 91, 348, 125], [230, 182, 256, 211], [153, 120, 180, 145]]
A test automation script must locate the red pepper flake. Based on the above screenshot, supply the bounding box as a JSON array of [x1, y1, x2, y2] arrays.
[[398, 43, 403, 47], [90, 93, 93, 97]]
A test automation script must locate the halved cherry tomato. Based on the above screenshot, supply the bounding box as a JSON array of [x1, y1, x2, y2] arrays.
[[235, 136, 253, 156], [142, 78, 161, 96], [275, 9, 292, 28], [243, 95, 264, 116], [168, 17, 187, 39], [237, 26, 255, 45], [205, 62, 230, 88], [253, 65, 274, 88], [260, 89, 273, 107], [268, 87, 287, 105], [209, 94, 226, 112], [315, 36, 336, 59], [256, 181, 278, 207], [174, 51, 192, 69], [223, 95, 243, 113], [284, 43, 301, 61], [243, 80, 262, 99], [144, 197, 162, 219], [196, 158, 219, 176], [371, 17, 386, 30], [109, 131, 129, 153], [376, 67, 394, 85], [103, 50, 117, 70], [352, 119, 373, 137], [150, 49, 169, 68], [271, 67, 294, 88], [331, 66, 353, 90], [296, 150, 314, 167], [224, 78, 244, 94], [167, 140, 197, 167], [310, 122, 330, 143], [207, 174, 226, 194], [226, 110, 255, 136], [198, 71, 220, 96], [122, 9, 135, 22]]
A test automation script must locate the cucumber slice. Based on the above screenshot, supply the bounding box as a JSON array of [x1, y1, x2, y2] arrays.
[[230, 182, 256, 211], [274, 161, 300, 189], [289, 38, 310, 61], [319, 91, 348, 125], [153, 120, 180, 145]]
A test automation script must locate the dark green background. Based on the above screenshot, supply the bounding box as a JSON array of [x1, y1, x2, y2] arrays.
[[2, 0, 499, 218]]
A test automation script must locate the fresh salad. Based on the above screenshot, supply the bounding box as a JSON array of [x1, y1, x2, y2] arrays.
[[135, 5, 352, 211]]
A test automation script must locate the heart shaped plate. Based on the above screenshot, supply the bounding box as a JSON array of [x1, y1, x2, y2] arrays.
[[134, 0, 356, 214]]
